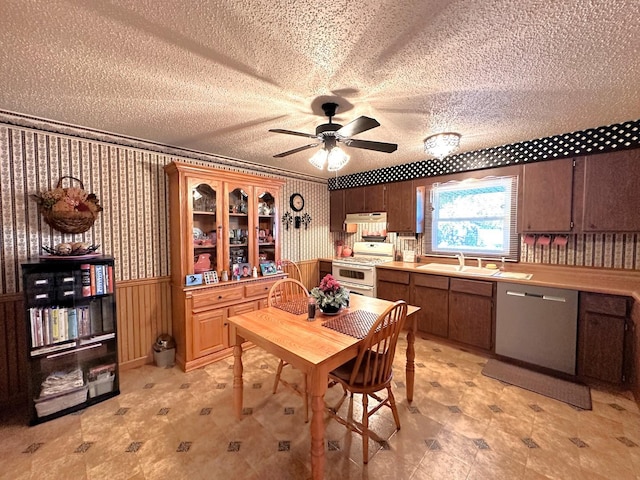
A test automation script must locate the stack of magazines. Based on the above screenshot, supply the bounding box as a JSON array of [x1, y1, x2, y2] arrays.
[[39, 368, 84, 397]]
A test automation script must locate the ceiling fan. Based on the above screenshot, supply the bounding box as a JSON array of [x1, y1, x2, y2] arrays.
[[268, 103, 398, 165]]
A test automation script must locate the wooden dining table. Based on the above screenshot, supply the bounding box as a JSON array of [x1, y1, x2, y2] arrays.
[[226, 295, 420, 480]]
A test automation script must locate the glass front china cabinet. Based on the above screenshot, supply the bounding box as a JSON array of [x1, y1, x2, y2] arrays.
[[164, 161, 285, 371]]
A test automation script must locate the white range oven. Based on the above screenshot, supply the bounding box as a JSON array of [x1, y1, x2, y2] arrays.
[[332, 242, 395, 298]]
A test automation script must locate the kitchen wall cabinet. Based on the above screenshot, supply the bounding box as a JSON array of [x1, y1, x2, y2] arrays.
[[164, 161, 286, 371], [412, 274, 449, 337], [448, 278, 494, 350], [580, 149, 640, 232], [386, 181, 417, 233], [363, 184, 386, 212], [577, 292, 628, 385], [330, 190, 345, 232], [344, 187, 366, 214], [343, 184, 386, 214], [519, 158, 575, 233]]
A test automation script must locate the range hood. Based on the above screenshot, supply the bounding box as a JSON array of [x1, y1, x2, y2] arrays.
[[344, 212, 387, 224]]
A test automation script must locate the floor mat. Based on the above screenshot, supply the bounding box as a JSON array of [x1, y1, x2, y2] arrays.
[[482, 359, 592, 410]]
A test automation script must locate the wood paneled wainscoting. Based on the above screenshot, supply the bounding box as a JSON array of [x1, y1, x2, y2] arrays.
[[117, 277, 173, 370], [0, 293, 27, 408], [297, 259, 321, 291], [0, 277, 172, 409]]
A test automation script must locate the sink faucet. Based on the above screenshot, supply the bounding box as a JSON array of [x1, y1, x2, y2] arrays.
[[456, 252, 465, 269]]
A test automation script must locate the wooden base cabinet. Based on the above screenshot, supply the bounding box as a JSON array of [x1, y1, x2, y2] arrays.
[[578, 292, 629, 385], [376, 269, 410, 303], [319, 260, 332, 283], [376, 268, 496, 352], [412, 274, 449, 337], [448, 278, 494, 350], [175, 276, 283, 371]]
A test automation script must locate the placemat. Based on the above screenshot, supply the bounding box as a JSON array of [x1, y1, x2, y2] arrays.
[[273, 298, 307, 315], [322, 310, 380, 339]]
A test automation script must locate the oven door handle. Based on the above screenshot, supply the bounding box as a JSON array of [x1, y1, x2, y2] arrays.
[[333, 264, 373, 272]]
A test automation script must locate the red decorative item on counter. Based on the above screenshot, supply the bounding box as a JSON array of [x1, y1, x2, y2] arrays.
[[342, 246, 352, 257]]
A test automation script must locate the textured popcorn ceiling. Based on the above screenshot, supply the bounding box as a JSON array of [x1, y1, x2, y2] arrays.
[[1, 0, 639, 179]]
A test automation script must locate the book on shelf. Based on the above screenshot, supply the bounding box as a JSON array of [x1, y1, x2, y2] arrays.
[[90, 265, 96, 296], [80, 263, 91, 296], [95, 265, 105, 295], [67, 308, 78, 339], [107, 265, 114, 293]]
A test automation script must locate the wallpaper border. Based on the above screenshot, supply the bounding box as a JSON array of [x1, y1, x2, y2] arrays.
[[329, 118, 640, 190]]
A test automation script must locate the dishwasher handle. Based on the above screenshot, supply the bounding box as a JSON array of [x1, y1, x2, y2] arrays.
[[506, 290, 567, 302]]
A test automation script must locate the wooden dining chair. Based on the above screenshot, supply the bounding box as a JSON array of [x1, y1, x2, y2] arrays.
[[280, 259, 303, 283], [325, 300, 408, 463], [268, 278, 310, 422]]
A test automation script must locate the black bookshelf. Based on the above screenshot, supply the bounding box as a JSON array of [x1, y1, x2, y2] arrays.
[[22, 256, 119, 425]]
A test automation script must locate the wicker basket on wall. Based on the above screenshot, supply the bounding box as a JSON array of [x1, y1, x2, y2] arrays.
[[31, 176, 103, 234]]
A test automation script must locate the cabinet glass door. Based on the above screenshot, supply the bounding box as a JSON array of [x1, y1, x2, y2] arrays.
[[228, 186, 250, 278], [256, 189, 277, 266], [191, 181, 220, 276]]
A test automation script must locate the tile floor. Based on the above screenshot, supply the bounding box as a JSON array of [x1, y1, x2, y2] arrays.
[[1, 336, 639, 480]]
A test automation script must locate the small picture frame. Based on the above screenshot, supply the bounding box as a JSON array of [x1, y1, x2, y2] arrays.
[[260, 261, 278, 276], [204, 270, 218, 284], [185, 274, 203, 286], [239, 262, 252, 278]]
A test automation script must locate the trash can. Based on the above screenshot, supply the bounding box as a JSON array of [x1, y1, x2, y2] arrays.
[[153, 334, 176, 367]]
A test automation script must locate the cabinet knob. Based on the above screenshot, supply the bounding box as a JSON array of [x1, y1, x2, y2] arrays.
[[218, 295, 223, 299]]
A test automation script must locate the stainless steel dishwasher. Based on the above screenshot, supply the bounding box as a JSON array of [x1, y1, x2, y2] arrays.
[[495, 282, 578, 375]]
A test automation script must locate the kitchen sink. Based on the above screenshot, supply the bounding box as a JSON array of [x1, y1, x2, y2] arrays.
[[417, 263, 500, 277]]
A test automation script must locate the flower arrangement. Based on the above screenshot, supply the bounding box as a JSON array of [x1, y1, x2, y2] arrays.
[[34, 186, 101, 215], [310, 274, 350, 310], [31, 176, 102, 234]]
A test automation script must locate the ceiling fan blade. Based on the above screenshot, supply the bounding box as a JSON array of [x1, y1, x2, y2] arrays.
[[343, 139, 398, 153], [273, 143, 320, 158], [336, 116, 380, 138], [269, 128, 317, 139]]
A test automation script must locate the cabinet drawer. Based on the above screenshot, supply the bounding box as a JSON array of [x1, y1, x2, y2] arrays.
[[413, 273, 449, 290], [25, 273, 54, 291], [450, 278, 494, 297], [229, 301, 258, 316], [377, 269, 410, 285], [581, 292, 628, 317], [56, 272, 82, 300], [192, 286, 244, 309], [245, 280, 277, 298]]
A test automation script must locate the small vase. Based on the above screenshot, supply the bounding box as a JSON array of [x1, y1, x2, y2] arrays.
[[320, 304, 342, 315], [336, 245, 343, 257]]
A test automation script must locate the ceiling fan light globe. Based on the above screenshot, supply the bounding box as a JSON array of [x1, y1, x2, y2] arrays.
[[327, 147, 350, 171], [309, 149, 327, 169]]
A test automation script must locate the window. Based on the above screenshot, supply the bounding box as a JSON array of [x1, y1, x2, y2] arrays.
[[425, 176, 518, 260]]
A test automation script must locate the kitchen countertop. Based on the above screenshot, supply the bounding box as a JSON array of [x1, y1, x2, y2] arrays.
[[376, 261, 640, 302]]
